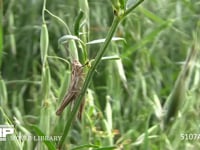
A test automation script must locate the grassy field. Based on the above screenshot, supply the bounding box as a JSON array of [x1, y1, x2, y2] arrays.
[[1, 0, 200, 149]]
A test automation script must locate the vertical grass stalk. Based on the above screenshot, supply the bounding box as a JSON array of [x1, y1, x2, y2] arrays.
[[0, 0, 3, 68], [58, 16, 120, 149], [38, 1, 52, 149]]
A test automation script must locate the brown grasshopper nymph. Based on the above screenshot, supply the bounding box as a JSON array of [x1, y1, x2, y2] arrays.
[[56, 59, 85, 119]]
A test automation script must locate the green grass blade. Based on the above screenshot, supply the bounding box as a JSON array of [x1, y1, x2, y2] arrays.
[[31, 125, 56, 150]]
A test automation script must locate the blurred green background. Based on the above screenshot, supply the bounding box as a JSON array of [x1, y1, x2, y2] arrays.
[[1, 0, 200, 149]]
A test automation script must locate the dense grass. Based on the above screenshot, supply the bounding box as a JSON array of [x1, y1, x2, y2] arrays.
[[1, 0, 200, 149]]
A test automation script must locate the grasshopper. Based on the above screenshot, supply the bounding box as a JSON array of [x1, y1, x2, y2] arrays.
[[56, 59, 85, 119]]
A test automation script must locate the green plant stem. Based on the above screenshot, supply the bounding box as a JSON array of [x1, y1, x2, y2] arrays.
[[57, 16, 120, 150], [0, 0, 3, 69], [123, 0, 144, 17], [42, 0, 46, 23], [57, 0, 144, 148], [45, 9, 71, 33]]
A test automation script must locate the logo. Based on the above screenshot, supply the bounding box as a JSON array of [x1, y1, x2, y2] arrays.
[[0, 125, 61, 142], [0, 125, 14, 141]]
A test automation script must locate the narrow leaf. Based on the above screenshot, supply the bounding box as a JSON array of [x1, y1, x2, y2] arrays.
[[58, 35, 83, 44], [31, 125, 56, 150], [86, 37, 125, 45]]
